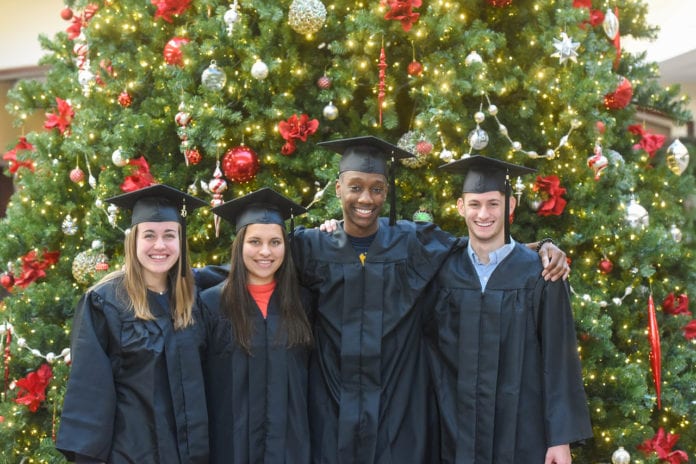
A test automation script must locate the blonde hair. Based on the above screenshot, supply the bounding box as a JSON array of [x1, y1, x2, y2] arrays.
[[94, 223, 195, 329]]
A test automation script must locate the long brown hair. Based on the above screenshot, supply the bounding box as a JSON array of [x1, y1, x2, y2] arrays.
[[94, 223, 195, 329], [220, 225, 312, 353]]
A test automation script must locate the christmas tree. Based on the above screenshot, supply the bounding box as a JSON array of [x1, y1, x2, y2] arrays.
[[1, 0, 695, 461]]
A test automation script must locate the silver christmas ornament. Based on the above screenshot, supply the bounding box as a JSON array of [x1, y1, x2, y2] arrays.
[[611, 446, 630, 464], [322, 102, 339, 120], [603, 9, 620, 40], [464, 51, 483, 66], [224, 1, 240, 35], [670, 224, 683, 242], [439, 148, 454, 163], [201, 60, 227, 91], [112, 148, 128, 167], [551, 32, 580, 64], [468, 128, 489, 150], [626, 198, 649, 229], [251, 59, 269, 80], [288, 0, 327, 35], [665, 138, 689, 176], [62, 214, 78, 235]]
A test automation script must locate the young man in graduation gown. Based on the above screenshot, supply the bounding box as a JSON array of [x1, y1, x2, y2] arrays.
[[423, 156, 593, 463], [292, 136, 571, 464]]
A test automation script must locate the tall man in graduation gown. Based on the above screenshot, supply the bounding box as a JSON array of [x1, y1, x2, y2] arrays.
[[292, 137, 571, 464], [423, 156, 593, 463]]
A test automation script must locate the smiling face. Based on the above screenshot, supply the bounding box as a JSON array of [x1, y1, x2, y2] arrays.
[[336, 171, 388, 237], [242, 223, 286, 285], [457, 190, 516, 248], [135, 221, 181, 289]]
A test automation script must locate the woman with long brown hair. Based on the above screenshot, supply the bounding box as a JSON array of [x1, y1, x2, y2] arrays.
[[56, 184, 209, 464], [200, 188, 313, 463]]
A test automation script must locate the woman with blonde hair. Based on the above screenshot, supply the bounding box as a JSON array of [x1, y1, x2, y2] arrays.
[[56, 184, 209, 464]]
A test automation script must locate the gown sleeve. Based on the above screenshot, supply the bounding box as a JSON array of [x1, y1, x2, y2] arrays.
[[56, 291, 118, 462]]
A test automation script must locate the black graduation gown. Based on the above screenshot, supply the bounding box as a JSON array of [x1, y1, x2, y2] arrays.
[[56, 277, 209, 463], [423, 242, 593, 463], [293, 218, 456, 464], [200, 281, 311, 464]]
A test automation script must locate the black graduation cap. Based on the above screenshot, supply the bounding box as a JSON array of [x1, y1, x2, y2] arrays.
[[317, 135, 415, 225], [105, 184, 208, 276], [439, 155, 536, 244], [211, 187, 307, 233]]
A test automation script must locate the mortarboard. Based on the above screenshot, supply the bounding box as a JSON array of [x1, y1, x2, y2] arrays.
[[105, 184, 208, 276], [211, 187, 307, 233], [439, 155, 536, 244], [317, 135, 415, 225]]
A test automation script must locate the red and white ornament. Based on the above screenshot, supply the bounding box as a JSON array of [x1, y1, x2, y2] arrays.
[[185, 147, 203, 166], [70, 167, 85, 183], [222, 145, 260, 183], [317, 75, 332, 89], [415, 139, 433, 155], [118, 91, 132, 107]]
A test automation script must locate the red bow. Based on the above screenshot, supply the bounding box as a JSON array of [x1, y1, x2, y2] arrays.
[[152, 0, 192, 22], [44, 98, 75, 135], [121, 157, 155, 192], [13, 249, 60, 289], [14, 364, 53, 413], [627, 124, 666, 158], [2, 137, 35, 174], [278, 114, 319, 156], [383, 0, 422, 32], [662, 293, 691, 317], [684, 320, 696, 340], [637, 427, 689, 464], [533, 175, 567, 217]]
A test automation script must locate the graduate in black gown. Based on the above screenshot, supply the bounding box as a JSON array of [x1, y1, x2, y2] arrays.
[[56, 184, 209, 464], [293, 137, 571, 463], [200, 188, 314, 463], [423, 156, 593, 463]]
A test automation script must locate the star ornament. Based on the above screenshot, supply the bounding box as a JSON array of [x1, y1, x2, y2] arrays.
[[551, 32, 580, 64]]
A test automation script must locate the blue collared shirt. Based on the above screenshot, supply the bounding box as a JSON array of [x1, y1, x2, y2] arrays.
[[468, 238, 516, 292]]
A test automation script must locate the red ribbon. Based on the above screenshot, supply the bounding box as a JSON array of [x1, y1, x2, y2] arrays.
[[647, 293, 662, 409]]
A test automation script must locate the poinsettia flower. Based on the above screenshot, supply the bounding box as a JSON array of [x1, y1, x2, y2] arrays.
[[14, 364, 53, 413], [384, 0, 422, 32], [152, 0, 192, 23], [662, 293, 691, 317], [278, 114, 319, 155], [534, 175, 567, 217], [44, 98, 74, 135], [572, 0, 592, 8], [684, 320, 696, 340], [121, 157, 155, 192], [637, 428, 689, 464], [2, 137, 35, 174], [14, 249, 60, 289], [628, 124, 666, 157]]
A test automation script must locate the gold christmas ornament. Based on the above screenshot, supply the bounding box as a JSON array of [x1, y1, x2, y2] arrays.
[[288, 0, 327, 35]]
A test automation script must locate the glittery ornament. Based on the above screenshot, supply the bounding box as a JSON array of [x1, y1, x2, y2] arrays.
[[202, 164, 228, 237], [626, 198, 649, 229], [163, 37, 190, 67], [322, 102, 339, 120], [201, 60, 227, 91], [551, 32, 580, 64], [118, 91, 132, 107], [412, 209, 433, 222], [407, 61, 423, 76], [288, 0, 327, 35], [222, 145, 260, 182], [224, 0, 241, 35], [468, 128, 489, 150], [665, 138, 689, 176], [72, 245, 109, 285], [62, 214, 78, 235], [185, 147, 203, 166], [415, 140, 433, 155], [398, 131, 428, 168], [317, 75, 332, 89], [250, 60, 269, 80]]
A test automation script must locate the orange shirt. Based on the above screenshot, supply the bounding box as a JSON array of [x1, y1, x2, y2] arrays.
[[247, 281, 276, 318]]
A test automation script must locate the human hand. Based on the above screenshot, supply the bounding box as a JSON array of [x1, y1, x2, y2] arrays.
[[539, 242, 570, 282], [544, 444, 571, 464], [319, 219, 339, 233]]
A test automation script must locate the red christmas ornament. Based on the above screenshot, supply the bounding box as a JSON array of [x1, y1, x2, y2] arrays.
[[407, 60, 423, 76], [595, 121, 606, 134], [69, 167, 85, 183], [221, 145, 260, 183], [60, 8, 74, 20], [598, 258, 613, 274], [647, 292, 662, 409], [0, 273, 14, 292], [317, 75, 332, 89], [486, 0, 513, 6], [163, 37, 190, 67], [184, 147, 202, 166], [604, 76, 633, 110], [118, 91, 132, 107], [415, 139, 433, 155]]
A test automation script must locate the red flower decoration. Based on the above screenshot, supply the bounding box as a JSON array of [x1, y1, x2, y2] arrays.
[[151, 0, 192, 22], [604, 76, 633, 110], [383, 0, 422, 32], [163, 37, 190, 66], [121, 157, 155, 192], [2, 137, 35, 174], [627, 124, 666, 158], [662, 293, 691, 317], [14, 364, 53, 413], [13, 249, 60, 289], [572, 0, 591, 7], [278, 114, 319, 156], [533, 175, 567, 217], [44, 97, 75, 135], [637, 428, 689, 464], [684, 320, 696, 340]]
